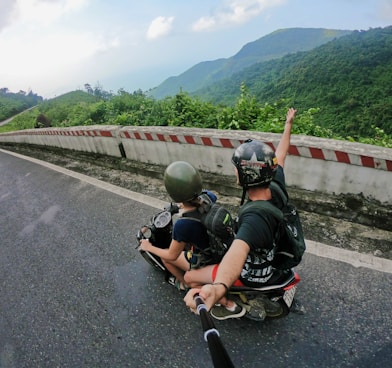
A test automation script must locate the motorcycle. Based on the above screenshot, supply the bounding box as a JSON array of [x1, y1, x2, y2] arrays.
[[136, 203, 303, 321]]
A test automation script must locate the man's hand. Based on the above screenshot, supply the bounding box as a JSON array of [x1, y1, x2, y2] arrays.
[[184, 284, 221, 314], [286, 107, 297, 125]]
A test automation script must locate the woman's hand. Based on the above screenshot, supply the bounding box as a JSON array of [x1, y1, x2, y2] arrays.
[[139, 239, 152, 252]]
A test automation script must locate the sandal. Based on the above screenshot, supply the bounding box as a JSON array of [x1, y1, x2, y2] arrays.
[[167, 276, 189, 292]]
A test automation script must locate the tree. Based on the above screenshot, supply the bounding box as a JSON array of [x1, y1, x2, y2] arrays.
[[84, 83, 93, 95], [35, 113, 51, 128]]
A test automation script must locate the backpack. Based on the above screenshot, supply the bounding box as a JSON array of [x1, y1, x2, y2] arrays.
[[239, 182, 306, 270], [182, 192, 235, 259]]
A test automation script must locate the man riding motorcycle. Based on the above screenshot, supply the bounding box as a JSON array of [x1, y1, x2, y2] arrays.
[[184, 108, 298, 320]]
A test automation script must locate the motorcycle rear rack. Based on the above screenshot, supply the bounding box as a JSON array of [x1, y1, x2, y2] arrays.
[[229, 271, 300, 292]]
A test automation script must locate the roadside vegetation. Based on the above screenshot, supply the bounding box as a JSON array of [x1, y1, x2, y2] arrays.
[[1, 84, 391, 148]]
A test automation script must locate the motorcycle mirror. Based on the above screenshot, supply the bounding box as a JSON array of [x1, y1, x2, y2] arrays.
[[140, 226, 152, 239]]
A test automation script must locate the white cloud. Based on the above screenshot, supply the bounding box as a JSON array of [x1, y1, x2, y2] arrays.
[[379, 0, 392, 21], [192, 16, 217, 32], [0, 0, 115, 76], [146, 16, 174, 40], [0, 0, 16, 31], [0, 0, 91, 26], [192, 0, 286, 32], [17, 0, 89, 25], [0, 29, 119, 89], [0, 0, 119, 95]]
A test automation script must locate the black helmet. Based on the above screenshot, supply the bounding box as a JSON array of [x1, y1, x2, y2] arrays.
[[164, 161, 203, 202], [231, 139, 278, 188]]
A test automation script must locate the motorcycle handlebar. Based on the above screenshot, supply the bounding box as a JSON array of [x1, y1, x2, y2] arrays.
[[164, 202, 180, 214]]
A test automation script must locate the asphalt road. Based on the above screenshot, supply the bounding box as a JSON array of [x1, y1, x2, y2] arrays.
[[1, 149, 391, 368]]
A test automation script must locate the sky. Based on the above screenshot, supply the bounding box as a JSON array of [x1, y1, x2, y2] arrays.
[[1, 0, 392, 99]]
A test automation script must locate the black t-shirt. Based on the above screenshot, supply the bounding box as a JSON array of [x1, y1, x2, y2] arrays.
[[172, 217, 209, 251], [235, 166, 287, 286], [172, 215, 215, 267], [172, 190, 217, 251]]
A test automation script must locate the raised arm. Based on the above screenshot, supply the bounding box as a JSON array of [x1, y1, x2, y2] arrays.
[[275, 108, 297, 168]]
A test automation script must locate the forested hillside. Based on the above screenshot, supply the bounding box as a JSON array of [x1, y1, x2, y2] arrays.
[[150, 28, 352, 99], [0, 88, 43, 121], [2, 27, 392, 149], [193, 26, 392, 139], [2, 83, 391, 148]]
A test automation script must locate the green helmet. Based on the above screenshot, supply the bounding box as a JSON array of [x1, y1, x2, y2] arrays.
[[164, 161, 202, 202]]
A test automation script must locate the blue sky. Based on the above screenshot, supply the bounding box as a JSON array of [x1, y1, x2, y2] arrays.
[[1, 0, 391, 98]]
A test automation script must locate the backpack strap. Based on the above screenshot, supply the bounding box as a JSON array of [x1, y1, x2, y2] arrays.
[[179, 211, 212, 252], [239, 180, 288, 207], [239, 180, 287, 221], [240, 199, 283, 222], [181, 210, 202, 221], [269, 181, 288, 206]]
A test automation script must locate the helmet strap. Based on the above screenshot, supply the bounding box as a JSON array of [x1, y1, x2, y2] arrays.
[[240, 187, 247, 206]]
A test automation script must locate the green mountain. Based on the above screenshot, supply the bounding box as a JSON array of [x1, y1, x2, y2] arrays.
[[149, 28, 352, 99], [0, 89, 43, 122], [43, 90, 100, 106], [194, 26, 392, 137]]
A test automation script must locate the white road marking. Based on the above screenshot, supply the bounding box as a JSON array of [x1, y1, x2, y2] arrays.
[[305, 240, 392, 274]]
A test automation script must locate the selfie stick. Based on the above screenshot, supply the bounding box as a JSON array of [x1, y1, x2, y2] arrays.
[[194, 294, 235, 368]]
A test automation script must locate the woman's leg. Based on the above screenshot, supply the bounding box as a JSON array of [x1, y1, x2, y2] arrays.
[[185, 264, 237, 309], [183, 264, 215, 288], [163, 252, 190, 286]]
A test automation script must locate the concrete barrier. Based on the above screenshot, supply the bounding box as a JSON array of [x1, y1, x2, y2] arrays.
[[1, 126, 391, 205], [0, 126, 123, 158]]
